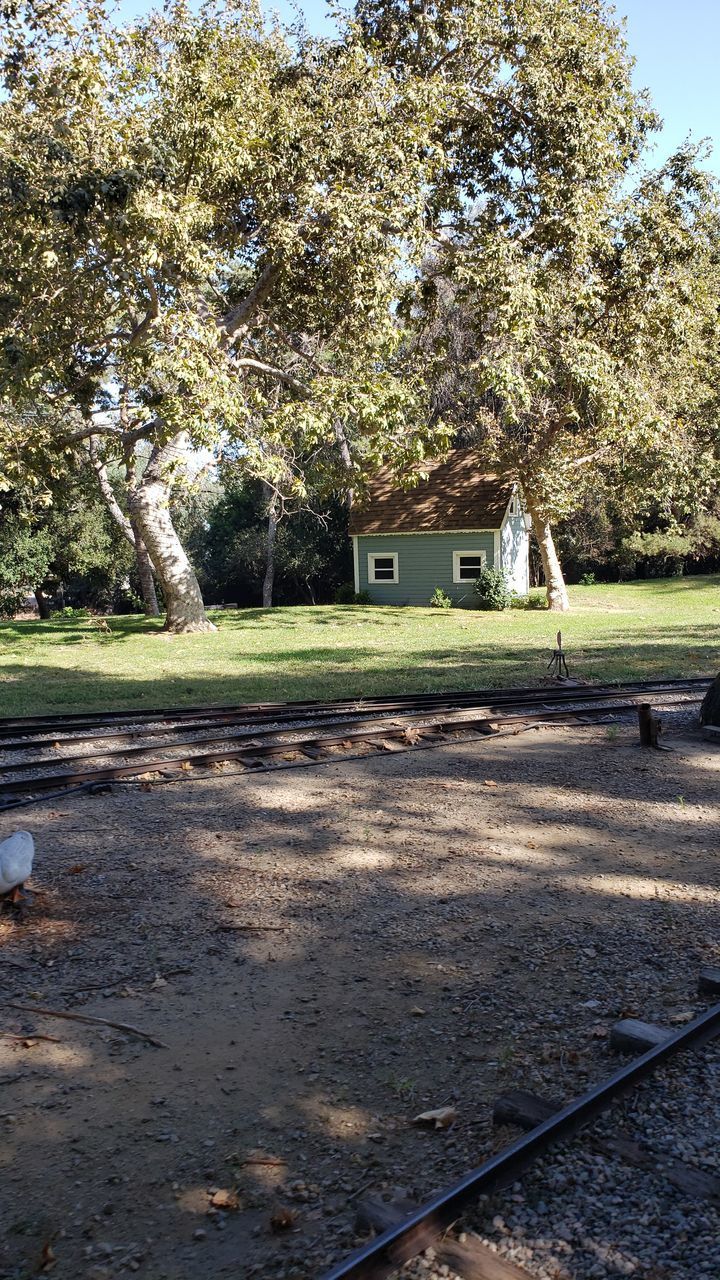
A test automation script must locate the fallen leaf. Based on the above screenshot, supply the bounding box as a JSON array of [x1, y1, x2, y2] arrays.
[[403, 727, 423, 745], [66, 864, 88, 875], [149, 976, 168, 991], [39, 1242, 56, 1272], [269, 1205, 297, 1232], [484, 779, 498, 787], [669, 1010, 694, 1024], [409, 1006, 426, 1017], [210, 1188, 240, 1211], [412, 1106, 457, 1130]]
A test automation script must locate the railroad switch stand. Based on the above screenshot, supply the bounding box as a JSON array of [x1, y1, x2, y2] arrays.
[[547, 630, 569, 678]]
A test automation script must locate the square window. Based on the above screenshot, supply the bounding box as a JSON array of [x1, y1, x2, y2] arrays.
[[368, 552, 398, 584], [452, 550, 487, 583]]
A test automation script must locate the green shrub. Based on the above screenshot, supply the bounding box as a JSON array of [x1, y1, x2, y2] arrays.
[[473, 566, 511, 611], [429, 586, 452, 609], [334, 583, 371, 605], [579, 572, 597, 586], [56, 606, 90, 619], [512, 591, 547, 610]]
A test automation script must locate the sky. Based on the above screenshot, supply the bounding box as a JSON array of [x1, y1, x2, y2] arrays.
[[115, 0, 720, 177]]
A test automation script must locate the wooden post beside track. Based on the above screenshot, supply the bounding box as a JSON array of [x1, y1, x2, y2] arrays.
[[638, 703, 661, 748]]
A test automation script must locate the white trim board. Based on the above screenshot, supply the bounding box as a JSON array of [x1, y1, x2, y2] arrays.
[[452, 549, 487, 583], [352, 527, 498, 537], [367, 551, 399, 584], [352, 536, 359, 593]]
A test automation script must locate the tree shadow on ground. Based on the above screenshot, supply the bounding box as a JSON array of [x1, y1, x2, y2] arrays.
[[1, 719, 719, 1278], [0, 624, 718, 719]]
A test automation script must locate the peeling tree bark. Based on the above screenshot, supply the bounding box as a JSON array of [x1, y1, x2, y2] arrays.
[[525, 495, 570, 612], [262, 484, 279, 609], [128, 434, 216, 634], [87, 441, 160, 617], [130, 519, 160, 618]]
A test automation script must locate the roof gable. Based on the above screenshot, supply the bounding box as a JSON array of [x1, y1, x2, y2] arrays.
[[349, 451, 513, 535]]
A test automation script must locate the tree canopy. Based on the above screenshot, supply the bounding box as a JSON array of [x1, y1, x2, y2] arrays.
[[1, 0, 719, 619], [0, 0, 446, 626]]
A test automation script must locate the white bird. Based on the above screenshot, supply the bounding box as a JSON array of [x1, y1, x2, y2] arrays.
[[0, 830, 35, 901]]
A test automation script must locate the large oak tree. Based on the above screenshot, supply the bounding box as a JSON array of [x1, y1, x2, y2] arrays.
[[0, 0, 444, 630]]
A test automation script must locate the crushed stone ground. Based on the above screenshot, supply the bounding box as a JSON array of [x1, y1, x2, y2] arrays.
[[1, 717, 719, 1280]]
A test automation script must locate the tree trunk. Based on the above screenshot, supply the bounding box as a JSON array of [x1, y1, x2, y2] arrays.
[[128, 434, 216, 634], [87, 439, 160, 618], [700, 674, 720, 726], [525, 497, 570, 612], [35, 587, 52, 619], [131, 520, 161, 617], [262, 486, 279, 609], [333, 419, 354, 508]]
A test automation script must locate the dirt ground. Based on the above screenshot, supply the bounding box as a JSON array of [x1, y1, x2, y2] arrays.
[[1, 717, 719, 1280]]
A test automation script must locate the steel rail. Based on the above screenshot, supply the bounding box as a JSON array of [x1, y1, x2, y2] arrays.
[[319, 1000, 720, 1280], [0, 694, 699, 801], [0, 676, 709, 738], [0, 677, 707, 744], [0, 682, 703, 761]]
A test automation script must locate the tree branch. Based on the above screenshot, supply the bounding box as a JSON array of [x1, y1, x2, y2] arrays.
[[128, 275, 160, 347], [87, 439, 136, 548], [220, 262, 279, 345], [58, 417, 163, 449], [232, 356, 309, 397], [269, 324, 334, 377]]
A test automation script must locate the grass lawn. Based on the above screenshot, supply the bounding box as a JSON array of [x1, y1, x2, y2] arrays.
[[0, 576, 718, 718]]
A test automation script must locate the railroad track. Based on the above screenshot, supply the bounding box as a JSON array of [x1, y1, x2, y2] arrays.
[[320, 981, 720, 1280], [0, 677, 707, 811], [0, 676, 709, 740]]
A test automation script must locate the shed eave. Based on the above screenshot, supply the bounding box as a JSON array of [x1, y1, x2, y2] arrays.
[[351, 526, 501, 537]]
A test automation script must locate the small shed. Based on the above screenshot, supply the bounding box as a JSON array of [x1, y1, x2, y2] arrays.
[[349, 450, 530, 606]]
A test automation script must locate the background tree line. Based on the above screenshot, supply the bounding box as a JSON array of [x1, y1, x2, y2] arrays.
[[3, 466, 718, 618], [2, 0, 720, 622]]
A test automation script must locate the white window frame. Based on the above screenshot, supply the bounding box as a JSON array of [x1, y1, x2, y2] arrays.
[[367, 551, 399, 584], [509, 493, 521, 517], [452, 549, 487, 584]]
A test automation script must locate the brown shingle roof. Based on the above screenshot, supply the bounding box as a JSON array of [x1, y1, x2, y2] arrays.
[[348, 451, 513, 535]]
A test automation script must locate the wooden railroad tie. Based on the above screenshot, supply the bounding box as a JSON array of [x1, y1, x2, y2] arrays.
[[355, 1197, 531, 1279], [492, 1084, 720, 1206], [609, 1018, 672, 1054], [698, 966, 720, 996]]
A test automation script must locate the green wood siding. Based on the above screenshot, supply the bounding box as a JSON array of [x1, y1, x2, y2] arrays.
[[357, 532, 496, 606]]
